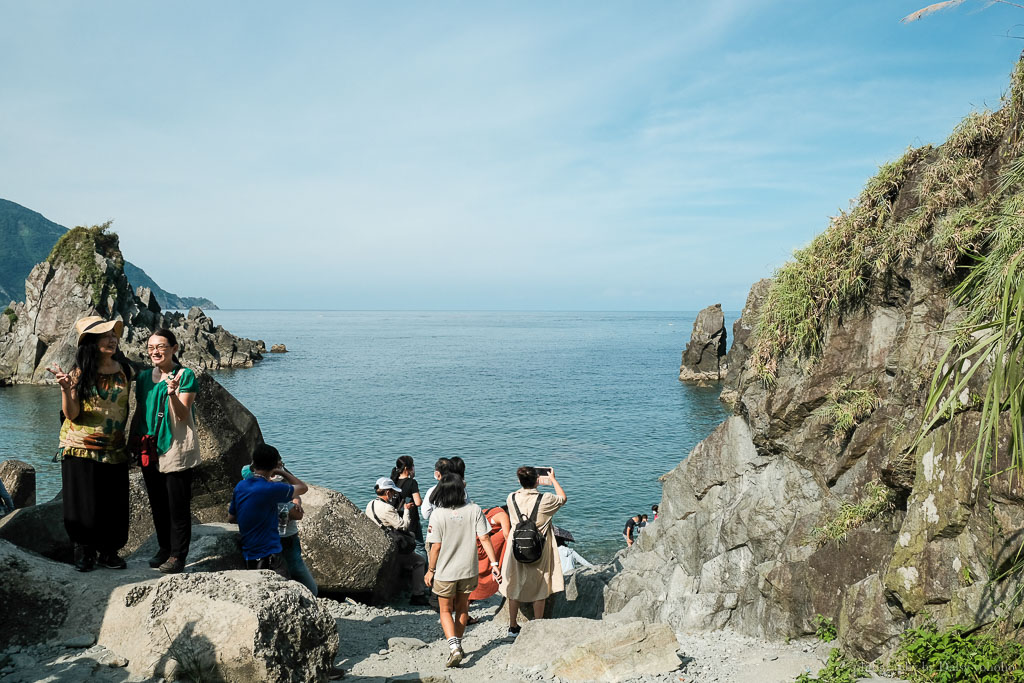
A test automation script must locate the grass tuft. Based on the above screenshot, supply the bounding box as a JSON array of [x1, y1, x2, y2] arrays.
[[813, 376, 880, 442], [809, 481, 895, 546]]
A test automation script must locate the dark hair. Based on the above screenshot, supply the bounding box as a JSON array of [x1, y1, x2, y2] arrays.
[[449, 456, 465, 478], [150, 328, 182, 366], [252, 443, 281, 470], [556, 536, 567, 547], [517, 466, 538, 489], [652, 504, 659, 512], [73, 332, 133, 404], [392, 455, 414, 480], [434, 458, 452, 476], [433, 473, 467, 509], [642, 514, 649, 520]]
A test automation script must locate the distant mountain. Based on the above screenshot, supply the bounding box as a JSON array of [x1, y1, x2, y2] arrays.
[[122, 261, 218, 311], [0, 198, 217, 310]]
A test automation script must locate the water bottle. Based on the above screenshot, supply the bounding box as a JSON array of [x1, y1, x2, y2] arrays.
[[278, 504, 290, 535]]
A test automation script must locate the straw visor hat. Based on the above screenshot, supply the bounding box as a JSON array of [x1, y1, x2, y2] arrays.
[[74, 316, 124, 345]]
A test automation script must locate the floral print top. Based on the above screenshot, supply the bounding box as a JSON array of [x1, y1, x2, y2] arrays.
[[57, 369, 130, 465]]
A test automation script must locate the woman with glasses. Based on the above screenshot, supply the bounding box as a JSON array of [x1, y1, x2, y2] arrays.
[[49, 316, 134, 572], [133, 328, 201, 574]]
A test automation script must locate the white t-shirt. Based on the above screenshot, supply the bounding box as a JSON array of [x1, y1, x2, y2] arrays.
[[421, 484, 438, 520], [425, 503, 489, 582]]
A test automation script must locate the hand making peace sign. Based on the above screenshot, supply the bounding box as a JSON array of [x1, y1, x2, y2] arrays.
[[47, 364, 73, 391]]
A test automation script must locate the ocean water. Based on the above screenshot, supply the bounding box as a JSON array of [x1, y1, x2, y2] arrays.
[[0, 310, 735, 563]]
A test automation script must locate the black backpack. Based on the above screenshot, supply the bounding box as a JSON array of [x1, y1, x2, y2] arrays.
[[510, 494, 546, 564]]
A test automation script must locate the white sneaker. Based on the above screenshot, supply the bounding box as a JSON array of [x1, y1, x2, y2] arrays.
[[446, 647, 464, 668]]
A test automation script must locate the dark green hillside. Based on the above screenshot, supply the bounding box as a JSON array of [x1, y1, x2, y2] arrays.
[[0, 198, 65, 303], [0, 198, 216, 309]]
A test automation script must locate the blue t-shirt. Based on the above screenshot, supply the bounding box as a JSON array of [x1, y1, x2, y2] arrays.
[[229, 477, 294, 560]]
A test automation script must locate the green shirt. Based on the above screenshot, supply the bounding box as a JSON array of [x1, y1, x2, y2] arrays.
[[136, 367, 198, 455]]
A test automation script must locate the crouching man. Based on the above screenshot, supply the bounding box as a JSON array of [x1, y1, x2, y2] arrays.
[[228, 443, 308, 577], [366, 477, 430, 606]]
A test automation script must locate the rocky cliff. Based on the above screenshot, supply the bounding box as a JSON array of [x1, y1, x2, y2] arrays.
[[602, 60, 1024, 659], [678, 303, 728, 382], [0, 224, 262, 385]]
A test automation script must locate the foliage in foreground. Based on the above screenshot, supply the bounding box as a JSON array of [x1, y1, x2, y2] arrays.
[[794, 648, 867, 683], [884, 622, 1024, 682], [814, 614, 837, 643]]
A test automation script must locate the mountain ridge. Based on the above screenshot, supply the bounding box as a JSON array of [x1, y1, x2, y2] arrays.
[[0, 198, 217, 310]]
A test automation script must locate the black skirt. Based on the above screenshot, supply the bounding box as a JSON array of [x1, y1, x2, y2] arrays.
[[61, 456, 129, 552]]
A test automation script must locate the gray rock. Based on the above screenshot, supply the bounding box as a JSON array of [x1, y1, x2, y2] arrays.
[[96, 570, 339, 682], [298, 484, 399, 599], [387, 636, 427, 650], [0, 497, 73, 563], [270, 343, 288, 353], [506, 617, 680, 682], [679, 303, 727, 382], [550, 563, 617, 619], [0, 460, 35, 508], [63, 635, 96, 649], [131, 523, 242, 572]]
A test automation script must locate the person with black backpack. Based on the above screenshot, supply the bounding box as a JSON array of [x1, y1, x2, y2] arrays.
[[498, 466, 566, 638]]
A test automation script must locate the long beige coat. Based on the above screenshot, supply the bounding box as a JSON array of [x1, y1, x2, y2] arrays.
[[499, 488, 565, 602]]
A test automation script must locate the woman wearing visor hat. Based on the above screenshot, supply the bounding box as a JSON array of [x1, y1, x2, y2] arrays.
[[49, 316, 134, 572]]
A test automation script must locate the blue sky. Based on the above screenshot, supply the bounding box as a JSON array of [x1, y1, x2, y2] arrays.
[[1, 1, 1022, 310]]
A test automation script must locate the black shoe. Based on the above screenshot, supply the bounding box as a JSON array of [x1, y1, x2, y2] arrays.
[[148, 549, 170, 568], [74, 546, 95, 573], [158, 557, 185, 574], [96, 552, 127, 570], [409, 593, 431, 606]]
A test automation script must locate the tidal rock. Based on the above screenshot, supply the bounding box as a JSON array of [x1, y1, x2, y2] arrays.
[[270, 344, 288, 353], [298, 484, 399, 599], [0, 459, 35, 508], [96, 571, 339, 682], [679, 303, 728, 382], [0, 225, 263, 385], [550, 562, 617, 619], [506, 617, 680, 682]]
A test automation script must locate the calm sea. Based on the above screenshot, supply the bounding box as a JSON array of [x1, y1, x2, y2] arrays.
[[0, 310, 735, 563]]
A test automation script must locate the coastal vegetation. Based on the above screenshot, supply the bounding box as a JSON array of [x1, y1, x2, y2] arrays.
[[883, 621, 1024, 682], [793, 648, 867, 683], [2, 307, 15, 324]]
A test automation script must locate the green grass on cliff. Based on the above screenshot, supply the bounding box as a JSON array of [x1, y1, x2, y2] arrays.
[[883, 622, 1024, 683], [813, 376, 880, 443], [47, 222, 124, 309], [809, 480, 895, 546], [751, 64, 1024, 385]]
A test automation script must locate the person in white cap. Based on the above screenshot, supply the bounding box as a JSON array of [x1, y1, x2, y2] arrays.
[[366, 477, 429, 606]]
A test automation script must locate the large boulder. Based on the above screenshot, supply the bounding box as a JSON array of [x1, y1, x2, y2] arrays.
[[0, 224, 263, 386], [97, 571, 339, 682], [298, 484, 399, 599], [0, 459, 35, 508], [506, 617, 681, 682], [0, 496, 72, 563], [678, 303, 728, 382], [549, 562, 617, 619]]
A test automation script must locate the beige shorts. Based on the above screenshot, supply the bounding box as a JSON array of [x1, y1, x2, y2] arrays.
[[432, 576, 478, 598]]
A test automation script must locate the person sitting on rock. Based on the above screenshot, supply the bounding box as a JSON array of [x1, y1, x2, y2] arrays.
[[556, 535, 593, 574], [228, 443, 307, 577], [365, 477, 430, 606], [424, 473, 501, 668]]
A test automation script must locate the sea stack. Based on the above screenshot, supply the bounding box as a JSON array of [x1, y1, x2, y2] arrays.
[[678, 303, 728, 382]]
